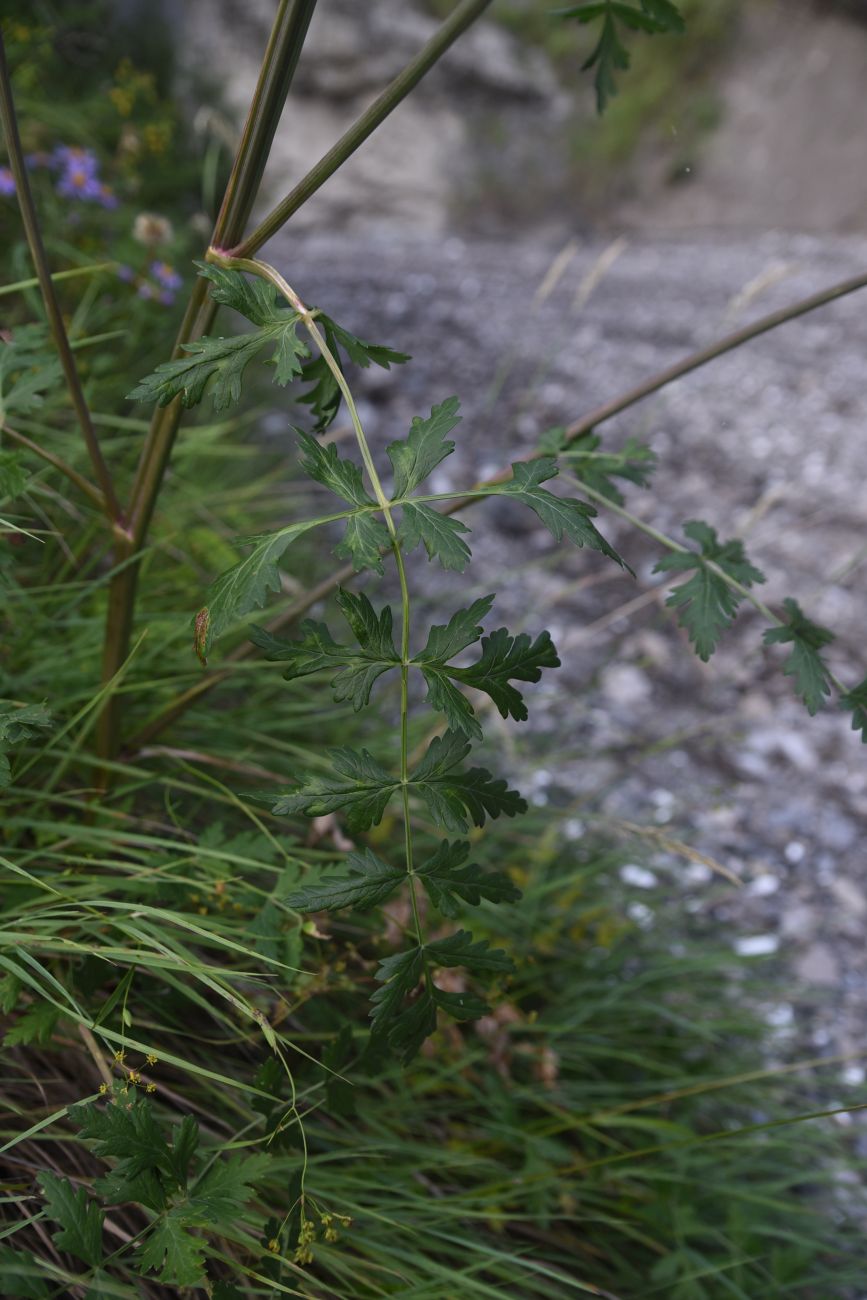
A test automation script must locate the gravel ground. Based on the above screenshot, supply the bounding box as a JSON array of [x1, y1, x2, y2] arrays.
[[270, 227, 867, 1082]]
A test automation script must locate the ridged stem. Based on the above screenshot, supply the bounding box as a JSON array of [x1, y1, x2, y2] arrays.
[[0, 32, 122, 527], [96, 1, 318, 769], [232, 0, 496, 259]]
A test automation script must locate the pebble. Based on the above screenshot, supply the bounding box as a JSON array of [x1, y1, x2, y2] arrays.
[[796, 943, 840, 986], [734, 934, 779, 957]]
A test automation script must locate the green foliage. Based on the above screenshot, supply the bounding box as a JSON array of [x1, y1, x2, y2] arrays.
[[486, 457, 628, 567], [555, 0, 685, 110], [370, 930, 513, 1063], [251, 589, 399, 711], [67, 1098, 271, 1287], [127, 263, 308, 410], [298, 313, 410, 431], [0, 326, 62, 423], [129, 264, 407, 419], [543, 428, 657, 503], [4, 10, 866, 1297], [39, 1172, 104, 1269], [655, 520, 765, 661], [764, 597, 835, 715], [0, 701, 51, 788], [410, 729, 527, 831], [387, 395, 461, 496], [400, 500, 472, 571], [0, 451, 30, 501], [416, 840, 522, 916], [286, 847, 404, 911], [196, 516, 335, 657], [842, 674, 867, 741]]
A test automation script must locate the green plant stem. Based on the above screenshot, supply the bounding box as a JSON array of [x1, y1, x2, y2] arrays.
[[1, 422, 106, 511], [225, 254, 428, 949], [0, 34, 122, 528], [0, 262, 116, 299], [231, 0, 496, 259], [96, 2, 318, 771], [560, 268, 867, 444]]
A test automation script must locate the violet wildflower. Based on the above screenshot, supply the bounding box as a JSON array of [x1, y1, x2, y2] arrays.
[[0, 167, 15, 197], [57, 166, 103, 201], [53, 145, 98, 177], [97, 184, 119, 210], [150, 261, 182, 292]]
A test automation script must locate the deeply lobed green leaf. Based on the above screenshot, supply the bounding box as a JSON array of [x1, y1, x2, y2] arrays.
[[764, 597, 835, 714], [387, 396, 461, 498], [39, 1173, 104, 1269], [485, 458, 627, 569], [250, 589, 399, 711], [655, 520, 765, 661]]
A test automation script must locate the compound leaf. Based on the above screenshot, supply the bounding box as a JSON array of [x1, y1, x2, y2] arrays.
[[414, 608, 559, 737], [401, 501, 471, 572], [655, 521, 765, 661], [4, 1000, 59, 1046], [486, 458, 626, 568], [128, 263, 307, 411], [287, 848, 404, 912], [387, 396, 461, 497], [409, 730, 526, 832], [39, 1173, 103, 1268], [262, 747, 399, 833], [416, 840, 521, 918], [764, 597, 834, 715]]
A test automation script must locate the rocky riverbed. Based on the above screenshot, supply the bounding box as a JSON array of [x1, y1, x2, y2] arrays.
[[269, 226, 867, 1090]]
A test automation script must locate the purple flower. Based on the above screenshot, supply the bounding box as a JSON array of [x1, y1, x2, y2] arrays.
[[97, 184, 118, 210], [56, 166, 103, 201], [158, 290, 175, 306], [0, 167, 15, 196], [150, 261, 182, 292], [53, 145, 98, 177], [25, 151, 52, 170]]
